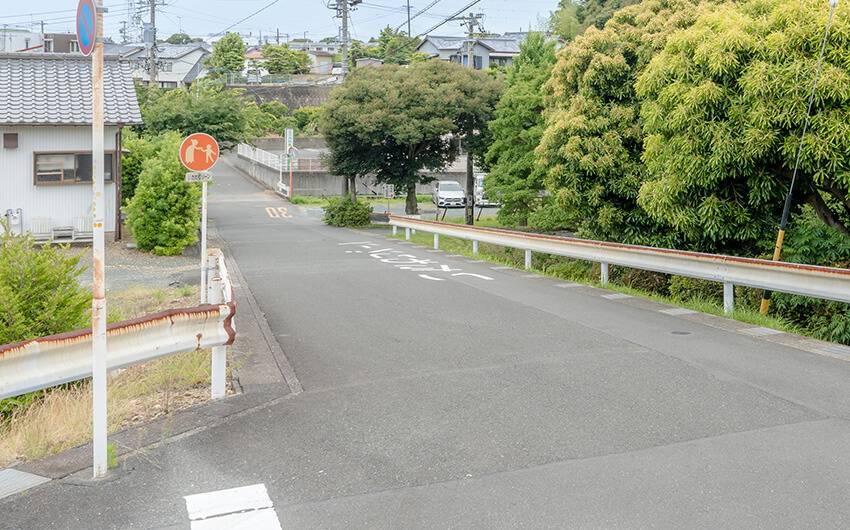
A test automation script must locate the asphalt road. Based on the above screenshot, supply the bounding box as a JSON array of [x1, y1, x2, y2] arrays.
[[3, 159, 849, 528]]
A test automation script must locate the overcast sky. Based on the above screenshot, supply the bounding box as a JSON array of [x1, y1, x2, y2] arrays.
[[5, 1, 560, 44]]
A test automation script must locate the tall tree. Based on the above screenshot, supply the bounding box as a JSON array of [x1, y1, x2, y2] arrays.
[[636, 0, 850, 248], [374, 26, 424, 64], [484, 32, 558, 227], [320, 60, 503, 214], [204, 33, 246, 77], [262, 44, 311, 74], [138, 84, 261, 149], [538, 0, 716, 246]]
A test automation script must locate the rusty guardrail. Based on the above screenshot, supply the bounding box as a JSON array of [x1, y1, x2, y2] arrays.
[[0, 248, 236, 400], [389, 215, 850, 313]]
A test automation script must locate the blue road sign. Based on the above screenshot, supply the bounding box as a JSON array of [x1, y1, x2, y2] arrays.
[[76, 0, 97, 57]]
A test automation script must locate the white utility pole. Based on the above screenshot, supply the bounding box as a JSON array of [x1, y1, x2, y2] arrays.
[[91, 0, 108, 479]]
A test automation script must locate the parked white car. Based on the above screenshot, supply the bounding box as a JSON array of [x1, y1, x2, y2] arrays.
[[432, 180, 466, 208]]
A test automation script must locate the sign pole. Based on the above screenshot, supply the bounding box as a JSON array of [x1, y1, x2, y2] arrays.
[[179, 133, 219, 305], [200, 181, 208, 303], [87, 0, 108, 479]]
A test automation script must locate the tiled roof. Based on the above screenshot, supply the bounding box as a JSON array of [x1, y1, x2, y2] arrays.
[[0, 53, 142, 126], [417, 36, 521, 54]]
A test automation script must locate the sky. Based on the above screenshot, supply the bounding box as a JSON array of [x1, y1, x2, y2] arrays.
[[4, 1, 562, 44]]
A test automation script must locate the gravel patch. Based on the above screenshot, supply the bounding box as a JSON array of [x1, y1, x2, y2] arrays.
[[67, 240, 201, 292]]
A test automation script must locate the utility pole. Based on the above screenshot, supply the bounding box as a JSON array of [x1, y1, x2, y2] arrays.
[[330, 1, 360, 78], [449, 12, 484, 69], [148, 0, 157, 85], [341, 1, 349, 77], [407, 0, 411, 36]]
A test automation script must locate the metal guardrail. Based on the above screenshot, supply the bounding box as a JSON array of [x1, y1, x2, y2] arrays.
[[389, 215, 850, 314], [0, 248, 236, 401], [237, 143, 328, 172]]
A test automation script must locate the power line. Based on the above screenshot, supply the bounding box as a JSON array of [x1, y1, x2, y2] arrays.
[[211, 0, 280, 38]]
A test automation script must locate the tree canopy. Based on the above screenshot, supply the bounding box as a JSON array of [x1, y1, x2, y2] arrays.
[[165, 33, 203, 44], [636, 0, 850, 246], [320, 60, 503, 213], [484, 32, 558, 227], [262, 44, 311, 74], [539, 0, 714, 246], [204, 33, 246, 77], [138, 84, 262, 149]]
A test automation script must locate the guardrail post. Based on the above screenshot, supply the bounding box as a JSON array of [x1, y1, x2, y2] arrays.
[[724, 282, 734, 315], [525, 249, 532, 270], [473, 240, 478, 255], [393, 226, 397, 235], [205, 252, 217, 304], [405, 228, 410, 241], [209, 276, 226, 399], [601, 262, 609, 285], [434, 233, 439, 249]]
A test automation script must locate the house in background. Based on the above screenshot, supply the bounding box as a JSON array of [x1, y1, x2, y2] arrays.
[[415, 35, 523, 69], [0, 53, 142, 242], [106, 42, 211, 88], [307, 50, 334, 74]]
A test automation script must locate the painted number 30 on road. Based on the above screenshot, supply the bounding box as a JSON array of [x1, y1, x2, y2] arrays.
[[266, 207, 292, 219]]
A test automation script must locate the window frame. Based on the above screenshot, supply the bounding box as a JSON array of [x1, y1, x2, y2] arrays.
[[33, 150, 116, 186]]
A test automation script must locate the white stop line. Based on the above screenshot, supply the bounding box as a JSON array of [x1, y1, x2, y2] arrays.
[[184, 483, 281, 529]]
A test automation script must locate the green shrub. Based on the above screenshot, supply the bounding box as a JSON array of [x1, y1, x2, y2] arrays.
[[124, 131, 201, 255], [0, 224, 90, 345], [322, 197, 372, 227], [293, 106, 323, 132], [0, 223, 91, 421]]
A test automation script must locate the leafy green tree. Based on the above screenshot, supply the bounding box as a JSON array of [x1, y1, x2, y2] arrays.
[[538, 0, 714, 246], [636, 0, 850, 249], [124, 132, 201, 256], [375, 26, 421, 64], [120, 130, 156, 205], [293, 106, 323, 132], [321, 60, 503, 214], [484, 33, 557, 227], [204, 33, 246, 78], [0, 224, 90, 345], [262, 44, 310, 74], [139, 84, 260, 149], [165, 33, 202, 44]]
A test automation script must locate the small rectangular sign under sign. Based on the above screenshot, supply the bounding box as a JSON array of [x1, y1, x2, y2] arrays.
[[185, 172, 213, 182]]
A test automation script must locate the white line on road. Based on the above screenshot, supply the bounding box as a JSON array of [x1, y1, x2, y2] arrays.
[[184, 483, 281, 530]]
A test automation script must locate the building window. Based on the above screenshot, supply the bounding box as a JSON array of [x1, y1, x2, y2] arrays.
[[34, 152, 114, 184], [3, 133, 18, 148], [159, 81, 178, 88], [70, 41, 80, 53], [44, 39, 53, 52]]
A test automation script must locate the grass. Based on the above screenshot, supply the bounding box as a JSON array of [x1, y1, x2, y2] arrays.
[[391, 226, 799, 334], [0, 283, 233, 468]]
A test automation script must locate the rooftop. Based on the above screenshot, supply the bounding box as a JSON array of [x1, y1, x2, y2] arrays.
[[0, 53, 143, 126]]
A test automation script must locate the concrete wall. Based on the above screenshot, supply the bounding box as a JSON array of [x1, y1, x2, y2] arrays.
[[232, 152, 466, 197], [234, 85, 333, 111]]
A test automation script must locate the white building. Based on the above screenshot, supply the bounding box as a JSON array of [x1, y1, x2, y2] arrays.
[[105, 42, 211, 88], [0, 53, 142, 242], [415, 35, 523, 69]]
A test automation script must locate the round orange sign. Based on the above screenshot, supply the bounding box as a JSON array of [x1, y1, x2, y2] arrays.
[[180, 133, 219, 172]]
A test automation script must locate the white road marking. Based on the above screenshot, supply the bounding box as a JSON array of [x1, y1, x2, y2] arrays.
[[338, 241, 373, 246], [184, 483, 280, 530], [556, 283, 580, 288], [419, 274, 445, 281], [452, 273, 493, 280], [491, 266, 514, 270]]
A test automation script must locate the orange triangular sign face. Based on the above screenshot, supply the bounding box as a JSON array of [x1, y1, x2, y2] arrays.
[[180, 133, 219, 172]]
